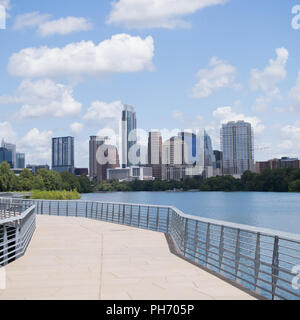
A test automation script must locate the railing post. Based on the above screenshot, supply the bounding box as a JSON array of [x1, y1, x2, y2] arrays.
[[96, 202, 99, 220], [193, 220, 199, 263], [66, 202, 69, 217], [254, 233, 261, 291], [118, 204, 121, 224], [147, 207, 150, 229], [106, 204, 109, 221], [91, 202, 94, 219], [219, 226, 225, 273], [85, 202, 88, 218], [130, 206, 133, 226], [41, 201, 44, 215], [235, 229, 241, 281], [76, 201, 78, 217], [49, 201, 51, 216], [166, 208, 170, 234], [183, 218, 189, 255], [138, 206, 141, 228], [272, 236, 279, 300], [205, 223, 211, 266], [156, 207, 160, 231], [101, 203, 104, 220], [112, 204, 115, 222], [57, 201, 59, 216], [122, 205, 125, 225]]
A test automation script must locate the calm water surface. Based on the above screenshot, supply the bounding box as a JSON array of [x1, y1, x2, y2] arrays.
[[81, 192, 300, 235]]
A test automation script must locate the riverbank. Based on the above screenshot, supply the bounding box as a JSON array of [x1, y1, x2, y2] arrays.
[[30, 190, 81, 200]]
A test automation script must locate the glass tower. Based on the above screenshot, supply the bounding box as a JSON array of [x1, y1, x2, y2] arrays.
[[52, 136, 75, 174]]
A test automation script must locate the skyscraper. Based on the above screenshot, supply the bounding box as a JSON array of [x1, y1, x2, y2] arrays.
[[52, 137, 75, 174], [122, 105, 137, 168], [221, 121, 254, 176], [1, 139, 16, 168], [148, 131, 162, 180], [0, 147, 13, 168], [89, 136, 119, 182], [16, 153, 25, 169]]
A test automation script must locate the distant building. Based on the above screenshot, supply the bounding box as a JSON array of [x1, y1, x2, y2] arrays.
[[16, 153, 25, 169], [256, 157, 300, 174], [161, 130, 215, 181], [214, 150, 223, 176], [75, 168, 88, 176], [0, 147, 13, 168], [1, 139, 16, 168], [221, 121, 254, 177], [148, 131, 162, 180], [89, 136, 119, 182], [122, 105, 137, 168], [107, 166, 153, 181], [52, 137, 75, 174], [26, 164, 50, 174]]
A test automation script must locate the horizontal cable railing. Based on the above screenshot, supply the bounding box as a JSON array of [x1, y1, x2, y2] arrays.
[[0, 200, 36, 267], [0, 197, 300, 300]]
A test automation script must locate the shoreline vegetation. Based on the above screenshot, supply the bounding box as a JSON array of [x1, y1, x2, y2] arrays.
[[0, 162, 299, 200]]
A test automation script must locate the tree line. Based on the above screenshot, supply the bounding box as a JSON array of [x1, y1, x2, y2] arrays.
[[0, 162, 93, 193], [97, 168, 300, 193]]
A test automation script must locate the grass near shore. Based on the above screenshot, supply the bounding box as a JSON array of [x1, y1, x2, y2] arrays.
[[31, 190, 81, 200]]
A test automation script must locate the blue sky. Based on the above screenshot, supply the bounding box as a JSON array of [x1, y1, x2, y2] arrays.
[[0, 0, 299, 167]]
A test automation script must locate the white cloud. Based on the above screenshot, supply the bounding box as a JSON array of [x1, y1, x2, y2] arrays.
[[0, 0, 11, 10], [20, 128, 53, 164], [277, 124, 300, 158], [252, 88, 281, 113], [0, 122, 17, 143], [13, 12, 51, 30], [289, 72, 300, 112], [8, 34, 154, 79], [192, 57, 240, 98], [84, 100, 123, 121], [0, 79, 82, 118], [213, 106, 265, 134], [107, 0, 228, 29], [13, 12, 92, 36], [250, 48, 288, 92], [70, 122, 84, 134]]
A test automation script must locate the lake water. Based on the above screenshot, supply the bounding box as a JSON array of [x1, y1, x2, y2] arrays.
[[81, 192, 300, 235]]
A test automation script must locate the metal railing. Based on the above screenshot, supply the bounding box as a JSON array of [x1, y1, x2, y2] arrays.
[[0, 200, 36, 267], [1, 197, 300, 300]]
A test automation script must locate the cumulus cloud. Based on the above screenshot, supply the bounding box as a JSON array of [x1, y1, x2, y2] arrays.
[[0, 0, 11, 10], [20, 128, 53, 164], [8, 34, 154, 79], [250, 48, 288, 92], [277, 124, 300, 157], [70, 122, 84, 134], [84, 100, 123, 121], [0, 79, 82, 118], [107, 0, 228, 29], [213, 106, 265, 134], [0, 122, 17, 143], [289, 72, 300, 112], [13, 12, 92, 37], [192, 57, 240, 98], [13, 12, 51, 30]]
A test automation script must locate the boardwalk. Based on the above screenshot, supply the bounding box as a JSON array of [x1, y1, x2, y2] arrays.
[[0, 215, 255, 300]]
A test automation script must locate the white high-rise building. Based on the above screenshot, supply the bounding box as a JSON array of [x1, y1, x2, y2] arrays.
[[221, 121, 254, 176], [121, 105, 137, 168]]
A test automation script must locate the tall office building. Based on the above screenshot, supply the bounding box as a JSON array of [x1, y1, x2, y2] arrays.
[[148, 132, 162, 180], [89, 136, 119, 182], [1, 139, 16, 168], [0, 147, 13, 168], [122, 105, 137, 168], [16, 153, 25, 169], [52, 137, 75, 174], [221, 121, 254, 176]]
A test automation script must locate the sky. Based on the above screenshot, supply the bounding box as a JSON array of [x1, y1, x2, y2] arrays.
[[0, 0, 300, 168]]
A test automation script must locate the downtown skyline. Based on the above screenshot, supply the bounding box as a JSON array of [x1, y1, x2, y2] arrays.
[[0, 1, 300, 168]]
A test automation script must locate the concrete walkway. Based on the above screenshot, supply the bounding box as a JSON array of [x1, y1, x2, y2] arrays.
[[0, 216, 255, 300]]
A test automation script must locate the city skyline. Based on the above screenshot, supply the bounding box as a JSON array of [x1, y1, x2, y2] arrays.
[[0, 1, 299, 167]]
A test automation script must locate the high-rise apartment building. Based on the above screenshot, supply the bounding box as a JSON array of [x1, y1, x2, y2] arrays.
[[148, 131, 162, 180], [89, 136, 119, 182], [221, 121, 254, 176], [122, 105, 137, 168], [16, 153, 25, 169], [1, 139, 16, 168], [52, 137, 75, 174]]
